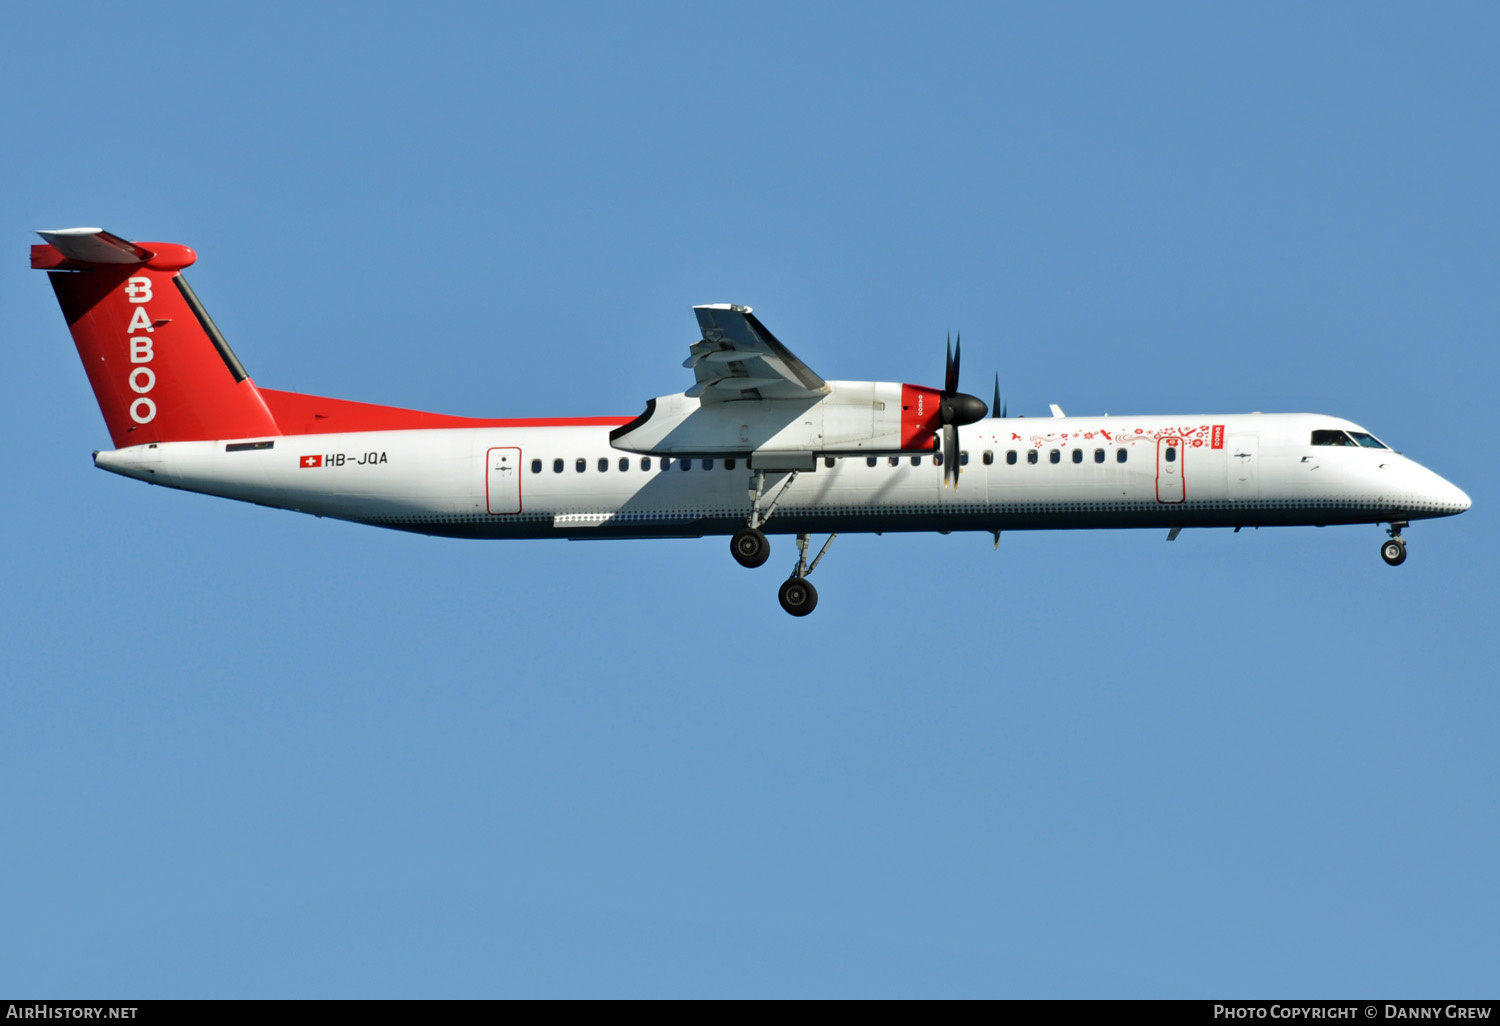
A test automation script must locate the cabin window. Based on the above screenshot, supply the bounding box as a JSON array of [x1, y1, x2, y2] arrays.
[[911, 456, 923, 466], [576, 458, 586, 473], [640, 457, 652, 471], [703, 459, 714, 470], [1095, 448, 1105, 463], [1072, 449, 1083, 464], [1164, 446, 1177, 463], [1007, 450, 1017, 465], [681, 458, 691, 471], [725, 458, 737, 470], [1050, 449, 1060, 464], [553, 458, 564, 474], [660, 457, 672, 470], [1311, 429, 1356, 446], [933, 452, 944, 467], [983, 450, 994, 466], [889, 457, 900, 467], [960, 451, 970, 466], [824, 457, 835, 469], [1027, 450, 1038, 465], [598, 457, 609, 472], [867, 456, 878, 467], [531, 459, 542, 474], [1116, 449, 1127, 464], [619, 457, 629, 472], [1348, 431, 1389, 450]]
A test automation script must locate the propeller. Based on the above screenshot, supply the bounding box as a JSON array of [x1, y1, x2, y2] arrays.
[[992, 372, 1007, 420], [939, 332, 988, 487]]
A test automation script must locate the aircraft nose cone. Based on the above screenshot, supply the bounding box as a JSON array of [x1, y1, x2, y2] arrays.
[[1422, 469, 1471, 516], [943, 393, 989, 426], [1449, 483, 1472, 513]]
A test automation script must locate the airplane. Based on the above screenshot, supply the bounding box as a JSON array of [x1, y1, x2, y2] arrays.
[[34, 227, 1471, 616]]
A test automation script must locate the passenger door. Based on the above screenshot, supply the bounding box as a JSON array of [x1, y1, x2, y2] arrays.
[[1156, 437, 1186, 504], [486, 447, 522, 514]]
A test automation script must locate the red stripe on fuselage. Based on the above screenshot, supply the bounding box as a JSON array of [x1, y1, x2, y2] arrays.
[[258, 388, 630, 435]]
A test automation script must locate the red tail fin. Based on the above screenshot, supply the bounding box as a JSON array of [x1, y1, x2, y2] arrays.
[[34, 228, 280, 447]]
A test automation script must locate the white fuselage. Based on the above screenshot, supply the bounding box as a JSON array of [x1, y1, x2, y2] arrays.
[[93, 412, 1470, 540]]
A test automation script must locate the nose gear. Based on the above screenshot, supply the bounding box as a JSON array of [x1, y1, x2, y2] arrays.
[[1381, 521, 1408, 566]]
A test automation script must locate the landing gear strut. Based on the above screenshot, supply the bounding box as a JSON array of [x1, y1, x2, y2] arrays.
[[778, 532, 837, 617], [729, 470, 835, 614], [730, 469, 800, 570], [1381, 521, 1408, 567]]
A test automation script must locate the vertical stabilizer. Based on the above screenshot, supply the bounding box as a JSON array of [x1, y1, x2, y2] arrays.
[[34, 228, 280, 447]]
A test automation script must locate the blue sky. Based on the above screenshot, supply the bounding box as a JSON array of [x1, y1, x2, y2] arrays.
[[2, 3, 1496, 997]]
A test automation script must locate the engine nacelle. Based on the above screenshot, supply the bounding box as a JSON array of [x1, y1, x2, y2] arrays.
[[609, 380, 947, 466]]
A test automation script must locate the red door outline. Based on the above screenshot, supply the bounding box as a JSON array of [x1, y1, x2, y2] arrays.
[[486, 446, 522, 514]]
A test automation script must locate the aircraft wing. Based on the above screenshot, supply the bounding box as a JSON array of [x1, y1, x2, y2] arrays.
[[684, 305, 829, 403]]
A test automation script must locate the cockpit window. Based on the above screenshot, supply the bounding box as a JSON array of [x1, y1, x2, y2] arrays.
[[1311, 429, 1356, 446], [1348, 431, 1389, 450]]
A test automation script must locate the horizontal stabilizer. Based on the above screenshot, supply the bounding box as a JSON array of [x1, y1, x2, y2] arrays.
[[33, 227, 197, 272], [37, 228, 152, 265]]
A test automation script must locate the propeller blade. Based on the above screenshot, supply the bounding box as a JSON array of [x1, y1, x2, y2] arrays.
[[937, 332, 985, 486], [945, 333, 959, 395], [992, 373, 1001, 421]]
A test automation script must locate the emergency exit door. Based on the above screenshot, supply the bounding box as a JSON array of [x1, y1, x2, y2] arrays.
[[1227, 434, 1259, 500]]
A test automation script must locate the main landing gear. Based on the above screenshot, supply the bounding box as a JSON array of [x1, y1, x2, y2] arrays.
[[730, 527, 770, 568], [731, 469, 836, 615], [778, 577, 817, 616], [777, 532, 837, 617], [1381, 521, 1408, 566], [731, 469, 799, 569]]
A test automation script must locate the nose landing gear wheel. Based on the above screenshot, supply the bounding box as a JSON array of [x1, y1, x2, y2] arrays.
[[731, 527, 770, 568], [778, 577, 818, 616], [1381, 538, 1407, 566]]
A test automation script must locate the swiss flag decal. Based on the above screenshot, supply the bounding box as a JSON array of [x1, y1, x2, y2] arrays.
[[300, 454, 323, 468]]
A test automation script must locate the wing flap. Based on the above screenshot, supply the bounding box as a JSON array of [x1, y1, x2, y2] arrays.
[[689, 304, 828, 402]]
